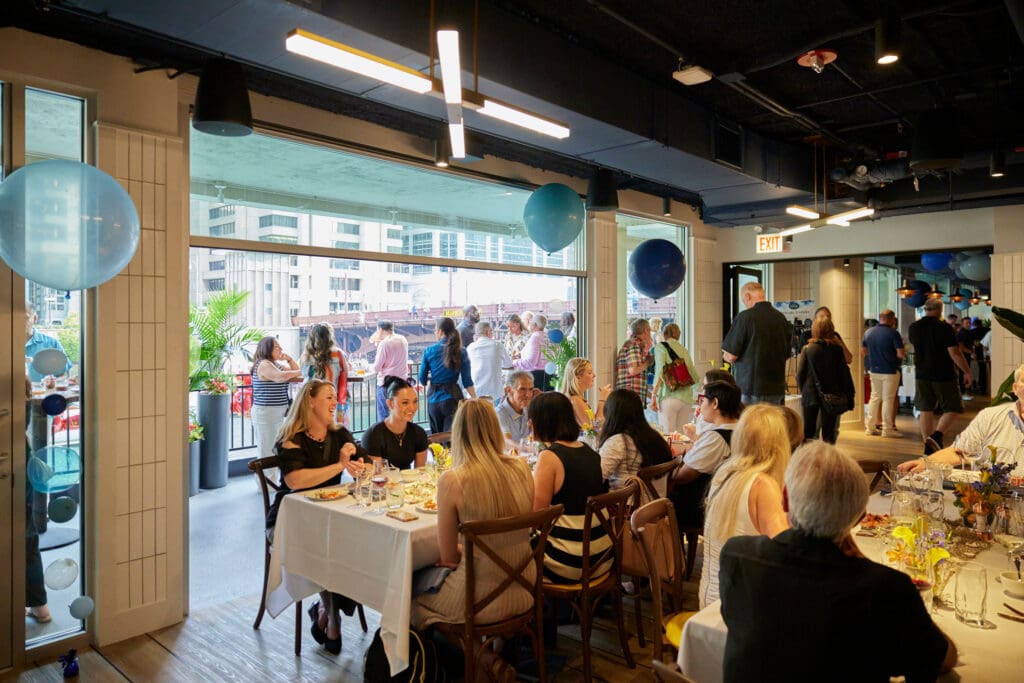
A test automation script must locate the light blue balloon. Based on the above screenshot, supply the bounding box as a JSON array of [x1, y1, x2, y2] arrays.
[[523, 183, 584, 254], [28, 447, 80, 494], [959, 254, 990, 281], [0, 159, 139, 290], [69, 595, 95, 620], [44, 558, 79, 591], [544, 361, 558, 376], [954, 288, 972, 311], [547, 329, 564, 344]]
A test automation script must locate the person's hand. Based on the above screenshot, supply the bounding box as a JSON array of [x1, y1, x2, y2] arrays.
[[681, 423, 697, 440], [344, 459, 363, 477], [598, 383, 612, 401], [897, 458, 926, 474], [649, 397, 660, 412]]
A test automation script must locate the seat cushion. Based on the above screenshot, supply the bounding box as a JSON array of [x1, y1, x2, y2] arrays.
[[664, 611, 697, 648]]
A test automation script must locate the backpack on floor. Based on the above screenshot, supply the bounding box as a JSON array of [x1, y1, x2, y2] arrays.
[[364, 627, 446, 683]]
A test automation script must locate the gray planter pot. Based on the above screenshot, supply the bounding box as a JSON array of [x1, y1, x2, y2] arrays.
[[198, 392, 230, 489], [188, 440, 201, 496]]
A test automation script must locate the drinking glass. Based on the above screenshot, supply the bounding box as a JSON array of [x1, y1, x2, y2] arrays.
[[370, 459, 388, 513], [889, 491, 919, 529], [356, 469, 373, 508], [920, 492, 946, 522], [963, 448, 984, 473], [954, 561, 988, 627]]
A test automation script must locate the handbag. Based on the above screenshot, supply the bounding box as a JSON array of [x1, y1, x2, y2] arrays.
[[805, 347, 848, 417], [621, 475, 675, 580], [659, 342, 695, 391]]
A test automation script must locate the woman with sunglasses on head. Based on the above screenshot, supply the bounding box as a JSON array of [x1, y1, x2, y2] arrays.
[[560, 357, 612, 430], [361, 376, 428, 469], [265, 379, 367, 655], [419, 317, 476, 434]]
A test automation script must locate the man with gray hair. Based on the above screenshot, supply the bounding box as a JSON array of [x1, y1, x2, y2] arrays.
[[614, 318, 654, 404], [721, 281, 790, 405], [720, 442, 956, 682], [496, 370, 536, 444], [466, 320, 512, 402], [909, 298, 972, 454]]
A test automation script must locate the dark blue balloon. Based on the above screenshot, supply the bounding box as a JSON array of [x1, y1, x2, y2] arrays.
[[954, 288, 972, 311], [547, 329, 564, 344], [41, 393, 68, 417], [902, 279, 931, 308], [920, 252, 952, 272], [523, 183, 584, 253], [627, 239, 686, 300]]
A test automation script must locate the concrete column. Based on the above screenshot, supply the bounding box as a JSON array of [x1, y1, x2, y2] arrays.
[[586, 213, 618, 407]]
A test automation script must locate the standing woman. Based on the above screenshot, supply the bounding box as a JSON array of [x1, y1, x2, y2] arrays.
[[250, 336, 303, 469], [560, 357, 612, 429], [265, 379, 366, 654], [650, 322, 699, 433], [419, 317, 476, 433], [513, 314, 551, 391], [796, 317, 855, 444], [361, 376, 429, 469], [300, 323, 349, 425], [504, 314, 530, 363]]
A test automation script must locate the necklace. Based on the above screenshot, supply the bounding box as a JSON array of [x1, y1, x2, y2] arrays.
[[306, 429, 326, 443], [392, 426, 408, 448]]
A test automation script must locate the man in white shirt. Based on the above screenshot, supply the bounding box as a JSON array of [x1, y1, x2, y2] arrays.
[[372, 320, 408, 419], [466, 321, 512, 403]]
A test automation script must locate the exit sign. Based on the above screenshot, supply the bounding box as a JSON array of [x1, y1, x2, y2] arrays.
[[755, 234, 784, 254]]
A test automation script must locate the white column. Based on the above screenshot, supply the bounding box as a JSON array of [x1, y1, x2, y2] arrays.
[[586, 213, 618, 405], [818, 258, 865, 427]]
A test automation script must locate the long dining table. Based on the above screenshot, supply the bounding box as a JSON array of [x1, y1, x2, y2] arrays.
[[265, 488, 440, 675], [677, 490, 1023, 683]]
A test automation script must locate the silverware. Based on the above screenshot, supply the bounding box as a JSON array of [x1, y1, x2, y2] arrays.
[[1015, 555, 1021, 582], [1004, 602, 1024, 618], [997, 612, 1024, 624]]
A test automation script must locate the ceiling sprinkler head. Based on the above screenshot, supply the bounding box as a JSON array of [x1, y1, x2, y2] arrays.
[[797, 49, 838, 75]]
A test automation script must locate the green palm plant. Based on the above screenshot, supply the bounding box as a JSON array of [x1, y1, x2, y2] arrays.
[[990, 306, 1024, 405], [188, 290, 264, 391]]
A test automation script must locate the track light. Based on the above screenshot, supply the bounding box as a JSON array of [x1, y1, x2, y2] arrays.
[[585, 169, 618, 212], [843, 258, 850, 268], [874, 14, 901, 65], [192, 58, 253, 136], [434, 139, 450, 168], [662, 197, 672, 217], [990, 150, 1006, 178]]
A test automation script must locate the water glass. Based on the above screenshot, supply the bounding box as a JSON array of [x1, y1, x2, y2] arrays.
[[889, 491, 919, 528], [356, 471, 374, 508], [920, 491, 946, 522], [954, 561, 988, 627], [386, 482, 405, 510]]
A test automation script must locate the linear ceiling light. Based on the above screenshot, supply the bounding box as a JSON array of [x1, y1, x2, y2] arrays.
[[464, 93, 570, 139], [436, 29, 467, 159], [286, 29, 433, 94], [448, 122, 466, 159], [990, 149, 1006, 178], [785, 205, 820, 220], [826, 207, 874, 225], [778, 224, 812, 237]]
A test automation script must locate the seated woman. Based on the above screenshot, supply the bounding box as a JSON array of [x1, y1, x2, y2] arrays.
[[265, 379, 366, 654], [361, 376, 429, 469], [530, 392, 610, 584], [413, 399, 535, 628], [560, 357, 612, 429], [699, 404, 791, 608], [669, 380, 743, 531], [598, 389, 674, 491]]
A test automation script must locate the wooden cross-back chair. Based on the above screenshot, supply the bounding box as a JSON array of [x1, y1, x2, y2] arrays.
[[249, 456, 366, 656], [427, 431, 452, 447], [433, 504, 564, 683], [652, 659, 698, 683], [858, 460, 891, 493], [542, 480, 638, 682]]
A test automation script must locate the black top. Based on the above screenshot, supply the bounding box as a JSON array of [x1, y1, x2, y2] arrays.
[[361, 421, 429, 470], [908, 315, 957, 381], [548, 442, 608, 514], [955, 327, 975, 360], [720, 530, 948, 683], [265, 428, 366, 528], [457, 319, 475, 347], [795, 340, 855, 408], [721, 301, 790, 396]]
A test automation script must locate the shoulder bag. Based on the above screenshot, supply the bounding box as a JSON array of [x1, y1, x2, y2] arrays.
[[805, 346, 848, 416], [660, 342, 695, 391]]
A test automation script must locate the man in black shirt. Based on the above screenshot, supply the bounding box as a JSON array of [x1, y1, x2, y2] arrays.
[[721, 282, 790, 405], [720, 442, 956, 683], [908, 299, 972, 454], [457, 305, 480, 347]]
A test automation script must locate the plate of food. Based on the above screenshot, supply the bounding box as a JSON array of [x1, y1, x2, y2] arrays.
[[305, 488, 347, 502], [416, 500, 438, 514], [404, 482, 437, 506], [855, 513, 890, 535]]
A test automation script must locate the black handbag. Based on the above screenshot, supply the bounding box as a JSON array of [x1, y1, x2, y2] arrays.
[[805, 348, 849, 416]]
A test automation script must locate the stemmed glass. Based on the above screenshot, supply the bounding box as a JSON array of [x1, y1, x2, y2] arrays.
[[963, 447, 985, 473], [370, 459, 388, 513]]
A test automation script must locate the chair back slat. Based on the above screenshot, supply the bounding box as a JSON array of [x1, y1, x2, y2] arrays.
[[637, 459, 679, 498], [652, 660, 697, 683], [581, 480, 638, 580], [248, 456, 282, 518], [858, 459, 890, 493]]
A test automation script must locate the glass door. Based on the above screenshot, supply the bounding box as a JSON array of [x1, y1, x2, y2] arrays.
[[723, 264, 763, 338]]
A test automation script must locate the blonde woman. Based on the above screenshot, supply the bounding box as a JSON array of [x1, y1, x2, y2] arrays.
[[413, 399, 536, 628], [560, 357, 612, 429], [699, 404, 791, 608], [300, 323, 349, 423], [650, 316, 664, 345], [503, 314, 530, 362], [650, 322, 699, 433]]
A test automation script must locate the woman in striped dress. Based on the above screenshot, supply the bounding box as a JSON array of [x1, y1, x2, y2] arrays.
[[529, 392, 610, 583], [250, 336, 303, 470]]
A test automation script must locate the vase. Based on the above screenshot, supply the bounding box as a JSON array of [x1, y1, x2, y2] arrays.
[[198, 392, 230, 489], [188, 440, 201, 496]]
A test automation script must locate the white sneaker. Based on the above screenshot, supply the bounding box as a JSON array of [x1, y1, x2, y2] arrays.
[[865, 428, 880, 436], [962, 394, 972, 401], [881, 431, 902, 438]]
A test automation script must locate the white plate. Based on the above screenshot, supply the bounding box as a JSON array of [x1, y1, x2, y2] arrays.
[[415, 505, 438, 514], [946, 470, 981, 484], [304, 488, 347, 502]]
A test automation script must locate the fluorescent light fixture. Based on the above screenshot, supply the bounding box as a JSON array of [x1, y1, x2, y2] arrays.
[[778, 224, 812, 237], [469, 96, 570, 139], [448, 122, 466, 159], [785, 205, 820, 220], [436, 30, 462, 104], [286, 29, 433, 94], [672, 65, 714, 86], [826, 206, 874, 225], [830, 219, 850, 227]]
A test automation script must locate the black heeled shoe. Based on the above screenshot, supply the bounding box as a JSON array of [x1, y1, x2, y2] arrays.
[[324, 633, 342, 655], [307, 602, 325, 644]]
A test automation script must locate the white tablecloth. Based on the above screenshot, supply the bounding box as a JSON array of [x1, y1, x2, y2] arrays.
[[266, 492, 440, 674], [677, 492, 1022, 682]]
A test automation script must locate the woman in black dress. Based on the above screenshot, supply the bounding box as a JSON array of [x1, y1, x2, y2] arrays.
[[361, 376, 429, 469], [796, 317, 855, 444], [266, 379, 366, 655]]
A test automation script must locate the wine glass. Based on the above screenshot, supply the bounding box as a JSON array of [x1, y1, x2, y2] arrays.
[[963, 447, 985, 473], [370, 459, 388, 513]]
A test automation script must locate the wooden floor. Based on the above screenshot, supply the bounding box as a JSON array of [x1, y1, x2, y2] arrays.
[[4, 399, 988, 683]]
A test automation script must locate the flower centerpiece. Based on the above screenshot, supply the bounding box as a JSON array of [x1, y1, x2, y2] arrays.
[[428, 443, 452, 471], [887, 517, 951, 606], [953, 444, 1017, 530]]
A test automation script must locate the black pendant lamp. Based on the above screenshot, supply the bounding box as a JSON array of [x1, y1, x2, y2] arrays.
[[909, 108, 962, 171], [585, 168, 618, 212], [192, 58, 253, 137]]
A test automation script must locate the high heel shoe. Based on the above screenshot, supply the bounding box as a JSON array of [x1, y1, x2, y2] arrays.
[[324, 633, 342, 655], [307, 602, 325, 644]]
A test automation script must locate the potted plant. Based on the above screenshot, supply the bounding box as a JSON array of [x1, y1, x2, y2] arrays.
[[187, 411, 204, 496], [188, 290, 262, 490]]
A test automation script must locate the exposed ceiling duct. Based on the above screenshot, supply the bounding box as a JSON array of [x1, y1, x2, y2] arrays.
[[831, 159, 912, 191]]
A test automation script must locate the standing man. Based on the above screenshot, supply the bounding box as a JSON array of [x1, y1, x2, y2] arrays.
[[466, 321, 512, 403], [956, 317, 976, 400], [371, 319, 408, 420], [909, 299, 972, 455], [862, 309, 905, 438], [615, 318, 654, 406], [496, 370, 536, 445], [721, 282, 790, 405], [457, 305, 480, 347]]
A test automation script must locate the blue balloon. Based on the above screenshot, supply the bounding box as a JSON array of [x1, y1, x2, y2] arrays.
[[920, 252, 952, 272], [547, 329, 564, 344], [627, 239, 686, 300], [901, 279, 931, 308], [523, 183, 584, 253], [954, 288, 972, 310], [41, 392, 68, 417], [0, 159, 139, 290], [959, 254, 990, 281], [28, 447, 80, 494], [48, 495, 78, 523]]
